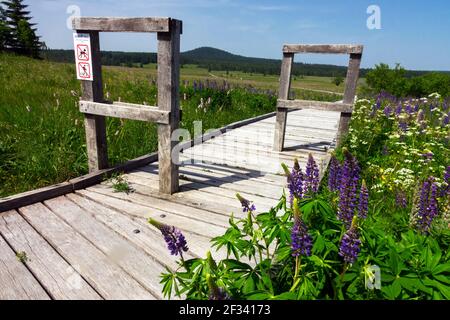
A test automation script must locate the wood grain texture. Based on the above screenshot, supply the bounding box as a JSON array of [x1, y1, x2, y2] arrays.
[[343, 53, 363, 104], [19, 203, 154, 299], [72, 17, 172, 33], [157, 19, 181, 194], [44, 196, 166, 298], [273, 52, 294, 151], [283, 44, 363, 54], [0, 230, 50, 300], [0, 210, 101, 300], [78, 31, 108, 172], [277, 99, 353, 113], [79, 101, 170, 124]]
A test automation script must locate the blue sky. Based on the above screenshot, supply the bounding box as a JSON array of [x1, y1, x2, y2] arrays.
[[28, 0, 450, 70]]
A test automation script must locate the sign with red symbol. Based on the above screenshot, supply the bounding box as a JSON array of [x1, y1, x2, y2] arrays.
[[73, 33, 93, 81]]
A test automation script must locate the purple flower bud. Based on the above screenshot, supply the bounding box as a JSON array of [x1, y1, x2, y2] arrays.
[[337, 150, 360, 228], [328, 155, 340, 192], [395, 190, 408, 208], [207, 274, 230, 300], [358, 181, 369, 219], [283, 159, 305, 204], [149, 218, 189, 256], [236, 193, 256, 212], [339, 218, 361, 264], [412, 177, 439, 234], [395, 104, 403, 115], [383, 106, 392, 117], [305, 153, 320, 194], [291, 199, 312, 257]]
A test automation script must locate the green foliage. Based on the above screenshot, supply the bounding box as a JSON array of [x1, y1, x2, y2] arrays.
[[16, 251, 28, 263], [108, 173, 134, 194], [362, 63, 450, 97], [332, 76, 344, 87]]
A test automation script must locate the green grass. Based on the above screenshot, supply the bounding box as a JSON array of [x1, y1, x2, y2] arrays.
[[0, 53, 342, 197]]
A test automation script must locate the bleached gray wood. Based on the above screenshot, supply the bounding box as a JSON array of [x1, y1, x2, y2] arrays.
[[277, 99, 353, 113], [336, 112, 352, 147], [19, 203, 154, 299], [72, 17, 174, 33], [0, 229, 50, 300], [343, 53, 362, 104], [78, 31, 108, 172], [274, 52, 294, 151], [283, 44, 363, 54], [157, 19, 181, 194], [0, 182, 73, 213], [79, 101, 170, 124], [0, 210, 101, 300], [44, 196, 167, 298]]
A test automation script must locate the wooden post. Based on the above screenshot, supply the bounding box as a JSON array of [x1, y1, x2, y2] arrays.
[[337, 53, 362, 146], [273, 52, 294, 152], [157, 20, 181, 194], [78, 31, 108, 172]]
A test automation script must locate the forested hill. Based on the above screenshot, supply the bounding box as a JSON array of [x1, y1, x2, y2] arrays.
[[43, 46, 436, 78]]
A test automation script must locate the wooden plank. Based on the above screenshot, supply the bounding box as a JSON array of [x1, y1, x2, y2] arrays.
[[72, 17, 172, 33], [75, 188, 229, 259], [343, 53, 362, 104], [19, 203, 154, 299], [79, 31, 108, 172], [126, 170, 278, 209], [283, 44, 363, 54], [0, 210, 101, 300], [277, 99, 353, 113], [0, 182, 73, 213], [157, 19, 181, 194], [0, 231, 50, 300], [79, 101, 170, 124], [336, 112, 352, 147], [66, 193, 189, 268], [44, 197, 168, 298], [274, 52, 294, 151]]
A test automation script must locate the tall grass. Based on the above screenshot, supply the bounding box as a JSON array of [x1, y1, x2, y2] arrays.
[[0, 53, 339, 197]]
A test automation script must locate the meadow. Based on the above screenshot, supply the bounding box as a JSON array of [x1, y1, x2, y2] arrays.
[[0, 53, 342, 197]]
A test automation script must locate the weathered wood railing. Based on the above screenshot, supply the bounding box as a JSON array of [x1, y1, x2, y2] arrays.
[[274, 44, 363, 151], [73, 17, 182, 194]]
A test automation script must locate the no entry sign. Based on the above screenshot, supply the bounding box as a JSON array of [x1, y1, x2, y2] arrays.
[[73, 33, 93, 81]]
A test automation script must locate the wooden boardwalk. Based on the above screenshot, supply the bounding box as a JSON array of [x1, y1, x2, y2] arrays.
[[0, 109, 340, 300]]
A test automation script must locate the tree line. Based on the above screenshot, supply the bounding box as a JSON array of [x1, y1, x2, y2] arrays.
[[0, 0, 43, 58]]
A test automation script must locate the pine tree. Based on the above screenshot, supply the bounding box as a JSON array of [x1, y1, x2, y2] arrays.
[[2, 0, 41, 57], [0, 5, 10, 50]]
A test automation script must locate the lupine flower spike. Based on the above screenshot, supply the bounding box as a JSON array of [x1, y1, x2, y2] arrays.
[[236, 193, 255, 212], [305, 153, 320, 194], [282, 159, 304, 204], [358, 180, 369, 219], [291, 198, 312, 257], [339, 216, 361, 264], [337, 149, 361, 228], [148, 218, 188, 257], [411, 177, 439, 234], [328, 154, 340, 192]]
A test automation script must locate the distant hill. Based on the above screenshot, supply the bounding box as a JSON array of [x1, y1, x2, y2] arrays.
[[42, 46, 439, 78]]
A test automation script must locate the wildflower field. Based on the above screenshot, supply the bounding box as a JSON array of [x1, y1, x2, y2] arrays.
[[0, 53, 340, 197], [154, 93, 450, 300]]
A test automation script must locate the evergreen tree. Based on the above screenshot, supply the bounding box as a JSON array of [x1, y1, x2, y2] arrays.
[[2, 0, 41, 57], [0, 5, 10, 50]]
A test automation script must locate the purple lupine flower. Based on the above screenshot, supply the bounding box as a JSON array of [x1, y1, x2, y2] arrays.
[[443, 114, 449, 126], [358, 180, 369, 219], [283, 159, 304, 204], [305, 153, 320, 194], [383, 105, 392, 117], [395, 190, 408, 208], [398, 121, 408, 132], [413, 177, 439, 234], [236, 193, 255, 212], [405, 104, 413, 114], [339, 218, 361, 264], [328, 155, 340, 192], [421, 152, 434, 162], [337, 150, 360, 228], [291, 198, 312, 257], [444, 166, 450, 195], [414, 104, 420, 112], [149, 218, 188, 256], [395, 104, 403, 115]]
